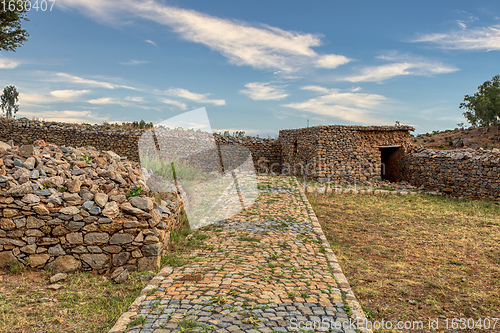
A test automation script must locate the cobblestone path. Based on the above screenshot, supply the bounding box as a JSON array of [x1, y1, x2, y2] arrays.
[[111, 176, 369, 333]]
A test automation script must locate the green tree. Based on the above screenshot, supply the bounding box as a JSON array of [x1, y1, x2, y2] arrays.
[[0, 0, 29, 52], [1, 85, 20, 118], [460, 75, 500, 127]]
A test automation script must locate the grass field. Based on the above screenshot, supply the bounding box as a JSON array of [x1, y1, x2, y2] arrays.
[[308, 193, 500, 332]]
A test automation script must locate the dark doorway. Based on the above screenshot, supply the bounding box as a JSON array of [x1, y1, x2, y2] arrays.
[[379, 146, 401, 182]]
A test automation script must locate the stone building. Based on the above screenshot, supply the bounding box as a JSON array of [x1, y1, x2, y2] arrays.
[[279, 125, 414, 183]]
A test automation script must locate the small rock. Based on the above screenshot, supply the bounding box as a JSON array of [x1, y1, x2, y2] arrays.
[[129, 197, 154, 212], [35, 189, 52, 196], [67, 178, 82, 193], [49, 272, 67, 283], [21, 193, 40, 204], [102, 201, 119, 218], [89, 206, 102, 215], [111, 267, 129, 284], [6, 182, 33, 196], [23, 157, 36, 170], [38, 297, 57, 303], [94, 193, 108, 208], [47, 283, 64, 291], [59, 206, 80, 215]]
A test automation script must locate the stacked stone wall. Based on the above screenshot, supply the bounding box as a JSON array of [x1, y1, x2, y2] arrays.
[[0, 142, 184, 273], [400, 147, 500, 199]]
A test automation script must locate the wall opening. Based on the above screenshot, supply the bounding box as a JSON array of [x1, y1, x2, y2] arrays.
[[379, 145, 401, 182], [293, 140, 298, 154]]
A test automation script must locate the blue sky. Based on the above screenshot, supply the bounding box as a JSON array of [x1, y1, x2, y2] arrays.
[[1, 0, 500, 136]]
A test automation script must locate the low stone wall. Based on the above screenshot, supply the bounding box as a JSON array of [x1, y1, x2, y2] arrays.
[[0, 119, 282, 174], [0, 118, 144, 161], [399, 147, 500, 200], [0, 141, 184, 273]]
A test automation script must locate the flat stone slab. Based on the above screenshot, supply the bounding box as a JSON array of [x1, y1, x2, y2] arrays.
[[110, 176, 371, 333]]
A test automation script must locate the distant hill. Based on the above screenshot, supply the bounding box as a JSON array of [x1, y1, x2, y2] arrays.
[[412, 125, 500, 150]]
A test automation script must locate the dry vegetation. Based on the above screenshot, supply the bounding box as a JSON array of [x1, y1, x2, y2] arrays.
[[413, 124, 500, 150], [308, 193, 500, 332], [0, 268, 154, 333]]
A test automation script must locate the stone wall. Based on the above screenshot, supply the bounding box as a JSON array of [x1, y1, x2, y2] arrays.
[[0, 141, 184, 273], [0, 119, 281, 174], [0, 118, 144, 161], [399, 147, 500, 200], [280, 125, 414, 183]]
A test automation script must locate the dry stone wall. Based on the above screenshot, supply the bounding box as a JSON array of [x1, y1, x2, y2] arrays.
[[0, 119, 280, 174], [0, 141, 184, 273], [400, 147, 500, 200]]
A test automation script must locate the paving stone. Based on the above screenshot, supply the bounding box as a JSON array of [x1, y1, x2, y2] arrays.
[[109, 176, 365, 333]]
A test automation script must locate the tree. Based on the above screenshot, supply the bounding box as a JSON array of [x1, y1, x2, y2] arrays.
[[0, 0, 29, 52], [1, 85, 19, 118], [460, 75, 500, 127]]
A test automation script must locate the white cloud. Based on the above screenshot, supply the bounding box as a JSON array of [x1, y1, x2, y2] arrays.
[[159, 98, 188, 110], [120, 59, 149, 65], [16, 110, 109, 124], [165, 88, 225, 106], [414, 24, 500, 51], [240, 82, 288, 101], [57, 0, 350, 73], [301, 85, 330, 94], [342, 54, 458, 83], [88, 97, 130, 106], [145, 39, 157, 46], [283, 86, 387, 124], [19, 90, 90, 105], [125, 96, 144, 102], [0, 56, 19, 69], [52, 72, 138, 90], [50, 89, 90, 99]]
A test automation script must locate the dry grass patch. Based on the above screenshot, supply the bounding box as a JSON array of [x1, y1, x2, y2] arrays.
[[0, 267, 155, 333], [308, 193, 500, 331]]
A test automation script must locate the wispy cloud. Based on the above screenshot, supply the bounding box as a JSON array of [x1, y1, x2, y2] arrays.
[[57, 0, 350, 73], [145, 39, 157, 46], [125, 96, 144, 102], [342, 53, 458, 83], [0, 56, 19, 69], [88, 97, 125, 105], [283, 86, 387, 124], [16, 110, 109, 123], [159, 98, 188, 110], [240, 82, 288, 101], [19, 90, 90, 105], [119, 59, 149, 65], [413, 24, 500, 51], [51, 72, 138, 90], [165, 88, 225, 106]]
